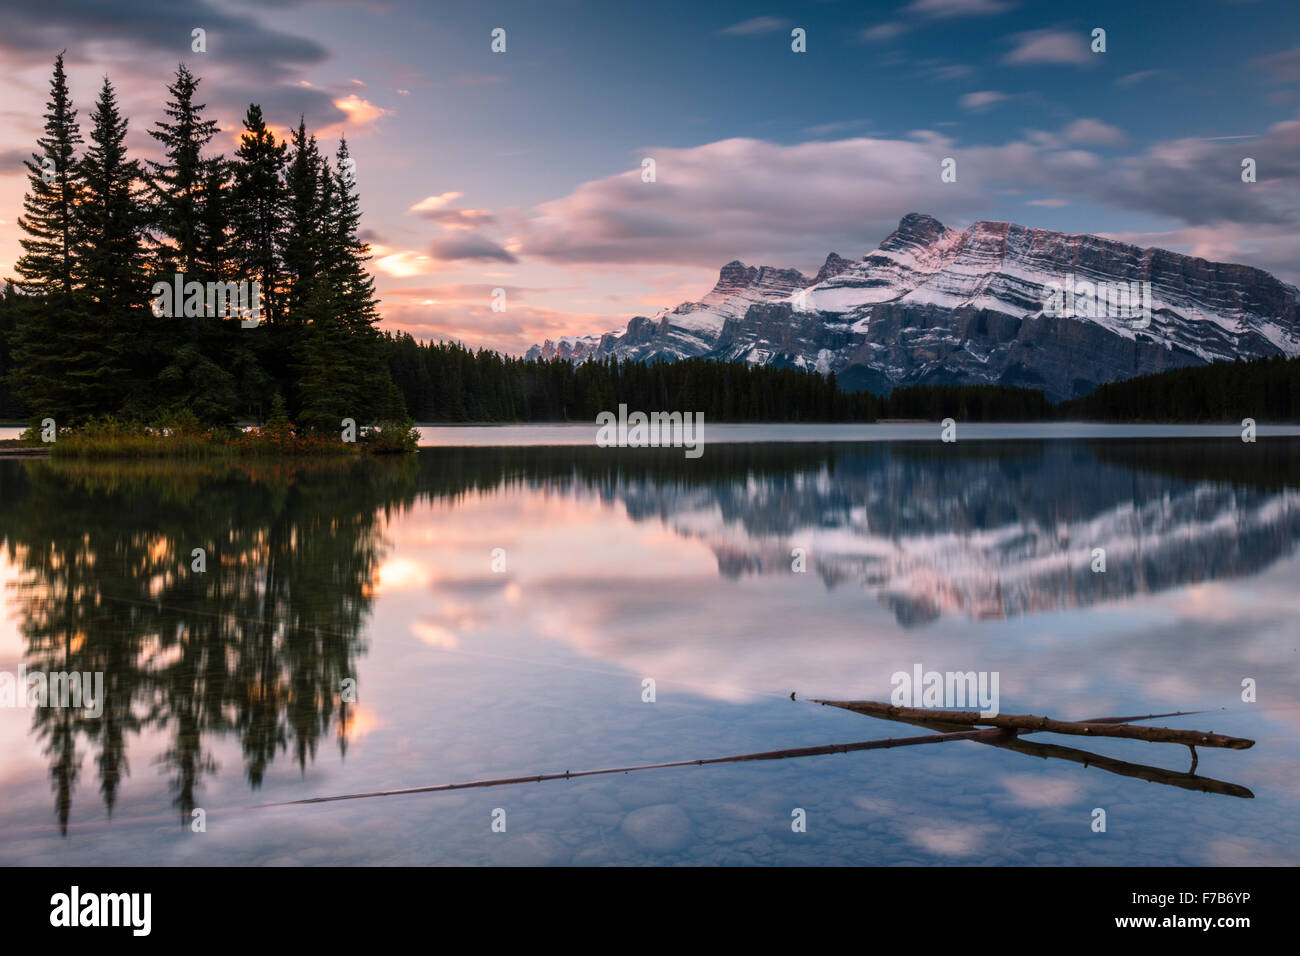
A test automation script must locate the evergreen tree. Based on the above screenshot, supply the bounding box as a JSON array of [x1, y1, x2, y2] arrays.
[[0, 282, 29, 420], [195, 157, 232, 281], [10, 51, 91, 423], [327, 138, 381, 337], [230, 104, 287, 325], [147, 64, 219, 282], [296, 138, 406, 430], [282, 118, 325, 323], [146, 64, 235, 423], [71, 76, 149, 414], [13, 51, 81, 299]]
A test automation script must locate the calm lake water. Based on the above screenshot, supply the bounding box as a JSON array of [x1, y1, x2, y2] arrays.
[[0, 431, 1297, 865]]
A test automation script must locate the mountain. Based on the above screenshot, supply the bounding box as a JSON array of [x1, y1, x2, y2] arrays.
[[526, 213, 1300, 401]]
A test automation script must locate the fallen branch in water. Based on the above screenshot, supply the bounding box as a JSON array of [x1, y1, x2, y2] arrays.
[[873, 711, 1253, 798], [810, 699, 1254, 750], [256, 727, 1014, 807], [256, 703, 1253, 808]]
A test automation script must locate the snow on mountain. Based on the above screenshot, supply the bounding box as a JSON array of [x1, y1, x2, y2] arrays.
[[524, 334, 605, 362], [526, 213, 1300, 400]]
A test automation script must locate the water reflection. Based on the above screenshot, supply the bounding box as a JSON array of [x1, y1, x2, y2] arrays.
[[1, 438, 1297, 834], [0, 458, 418, 831]]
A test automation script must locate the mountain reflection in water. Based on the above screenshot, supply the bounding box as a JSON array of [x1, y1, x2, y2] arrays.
[[0, 438, 1296, 840]]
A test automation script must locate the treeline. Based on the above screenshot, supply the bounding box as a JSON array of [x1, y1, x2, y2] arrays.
[[381, 337, 873, 421], [877, 382, 1052, 421], [379, 336, 1053, 422], [378, 338, 1299, 424], [1060, 354, 1300, 423], [0, 53, 401, 430]]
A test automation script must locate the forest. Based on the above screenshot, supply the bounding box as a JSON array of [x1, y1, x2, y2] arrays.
[[0, 53, 401, 432], [2, 54, 1296, 430], [376, 337, 1298, 424]]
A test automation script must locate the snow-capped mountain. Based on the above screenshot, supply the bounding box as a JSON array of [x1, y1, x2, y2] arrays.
[[525, 334, 604, 362], [526, 213, 1300, 400]]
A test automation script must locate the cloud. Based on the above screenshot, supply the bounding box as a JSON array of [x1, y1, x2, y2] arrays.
[[373, 231, 517, 275], [959, 90, 1008, 111], [517, 135, 999, 269], [1063, 117, 1127, 145], [0, 1, 362, 147], [427, 233, 517, 263], [330, 94, 393, 128], [1254, 45, 1300, 83], [419, 209, 496, 229], [916, 59, 974, 81], [1003, 29, 1093, 66], [906, 0, 1014, 17], [0, 0, 328, 79], [861, 0, 1010, 44], [1026, 198, 1069, 207], [373, 250, 434, 278], [383, 283, 529, 301], [804, 119, 873, 137], [409, 192, 496, 229], [222, 82, 347, 132], [513, 117, 1300, 281], [411, 192, 462, 212], [1116, 69, 1166, 87], [0, 148, 33, 175], [861, 22, 907, 42], [718, 16, 792, 36]]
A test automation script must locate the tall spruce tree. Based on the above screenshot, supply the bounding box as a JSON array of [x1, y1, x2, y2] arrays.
[[295, 138, 406, 430], [147, 64, 218, 283], [14, 52, 81, 299], [294, 158, 349, 431], [147, 64, 236, 422], [72, 76, 149, 414], [282, 118, 325, 325], [228, 106, 291, 418], [10, 51, 93, 423], [327, 137, 404, 419], [230, 104, 287, 325], [195, 157, 232, 281]]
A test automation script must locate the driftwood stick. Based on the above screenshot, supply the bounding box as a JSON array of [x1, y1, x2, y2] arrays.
[[859, 713, 1254, 798], [1082, 709, 1217, 724], [256, 727, 1014, 808], [812, 699, 1254, 750]]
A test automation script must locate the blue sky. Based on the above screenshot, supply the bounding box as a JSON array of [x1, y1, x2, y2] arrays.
[[1, 0, 1298, 351]]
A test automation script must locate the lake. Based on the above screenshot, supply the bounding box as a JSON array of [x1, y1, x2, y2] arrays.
[[0, 429, 1296, 865]]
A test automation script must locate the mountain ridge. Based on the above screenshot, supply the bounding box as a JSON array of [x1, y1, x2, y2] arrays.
[[525, 213, 1300, 401]]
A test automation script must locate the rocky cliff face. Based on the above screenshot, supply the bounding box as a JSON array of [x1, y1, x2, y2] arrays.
[[527, 214, 1300, 399]]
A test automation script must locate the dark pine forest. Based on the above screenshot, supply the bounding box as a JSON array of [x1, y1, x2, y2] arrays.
[[2, 55, 1298, 429]]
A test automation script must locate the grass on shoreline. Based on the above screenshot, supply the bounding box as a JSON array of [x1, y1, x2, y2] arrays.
[[13, 415, 420, 459]]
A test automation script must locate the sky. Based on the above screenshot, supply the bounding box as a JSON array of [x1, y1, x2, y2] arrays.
[[1, 0, 1298, 354]]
